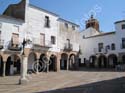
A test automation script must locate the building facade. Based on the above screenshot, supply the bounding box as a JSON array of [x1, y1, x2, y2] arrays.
[[0, 0, 125, 83], [0, 0, 80, 80], [80, 15, 125, 68]]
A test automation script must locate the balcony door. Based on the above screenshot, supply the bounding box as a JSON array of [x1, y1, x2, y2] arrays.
[[12, 33, 19, 46], [40, 33, 45, 46]]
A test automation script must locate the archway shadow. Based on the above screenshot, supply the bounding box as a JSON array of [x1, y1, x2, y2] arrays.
[[37, 77, 125, 93]]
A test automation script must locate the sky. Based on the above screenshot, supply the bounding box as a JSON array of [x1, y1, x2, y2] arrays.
[[0, 0, 125, 32]]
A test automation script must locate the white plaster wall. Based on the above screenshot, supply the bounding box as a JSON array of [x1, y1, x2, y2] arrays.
[[25, 6, 60, 52], [59, 21, 80, 52], [0, 17, 24, 50], [80, 21, 125, 62], [115, 22, 125, 53], [80, 27, 100, 38]]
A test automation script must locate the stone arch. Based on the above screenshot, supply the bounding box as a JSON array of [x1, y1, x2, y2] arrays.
[[6, 54, 21, 76], [98, 55, 107, 68], [28, 52, 37, 72], [89, 55, 97, 67], [0, 55, 3, 76], [108, 54, 118, 68], [60, 53, 68, 70], [49, 54, 57, 71], [39, 53, 47, 72], [69, 54, 76, 70]]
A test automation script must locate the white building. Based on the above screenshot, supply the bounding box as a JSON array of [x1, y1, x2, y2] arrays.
[[80, 15, 125, 68], [0, 0, 80, 81], [0, 0, 125, 84]]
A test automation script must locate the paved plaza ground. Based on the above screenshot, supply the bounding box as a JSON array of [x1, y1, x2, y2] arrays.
[[0, 68, 125, 93]]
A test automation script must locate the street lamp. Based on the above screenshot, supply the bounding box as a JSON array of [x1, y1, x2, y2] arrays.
[[22, 38, 32, 55], [19, 38, 32, 85]]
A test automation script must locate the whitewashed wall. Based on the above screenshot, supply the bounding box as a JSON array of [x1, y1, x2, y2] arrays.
[[80, 21, 125, 62], [0, 17, 23, 51], [25, 5, 60, 52]]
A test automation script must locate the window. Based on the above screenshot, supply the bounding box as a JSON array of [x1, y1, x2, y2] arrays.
[[122, 24, 125, 29], [12, 33, 19, 45], [111, 43, 115, 50], [83, 35, 85, 39], [51, 36, 56, 44], [44, 16, 50, 28], [98, 43, 103, 52], [72, 25, 75, 30], [106, 45, 110, 50], [65, 23, 68, 29], [122, 38, 125, 49], [40, 33, 45, 46]]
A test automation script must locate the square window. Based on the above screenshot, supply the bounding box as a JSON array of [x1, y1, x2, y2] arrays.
[[72, 25, 75, 30], [51, 36, 56, 44], [65, 23, 68, 29], [98, 43, 103, 52]]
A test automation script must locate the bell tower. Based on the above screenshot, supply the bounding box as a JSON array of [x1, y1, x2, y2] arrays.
[[85, 15, 100, 31]]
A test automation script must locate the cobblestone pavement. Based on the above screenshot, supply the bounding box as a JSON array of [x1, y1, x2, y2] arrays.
[[0, 69, 125, 93]]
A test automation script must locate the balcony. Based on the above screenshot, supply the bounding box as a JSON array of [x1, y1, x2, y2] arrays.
[[64, 43, 73, 52], [32, 38, 52, 50], [94, 48, 107, 54], [8, 41, 22, 51], [0, 40, 4, 49]]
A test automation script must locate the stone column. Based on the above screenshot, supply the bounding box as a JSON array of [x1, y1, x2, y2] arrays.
[[36, 59, 39, 74], [19, 56, 29, 85], [67, 56, 69, 70], [46, 55, 50, 73], [2, 62, 6, 77], [56, 53, 60, 72], [36, 53, 40, 74]]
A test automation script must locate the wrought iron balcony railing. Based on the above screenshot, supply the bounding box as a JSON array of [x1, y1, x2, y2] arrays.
[[94, 48, 107, 54], [32, 38, 52, 48], [8, 41, 22, 51], [64, 43, 73, 52]]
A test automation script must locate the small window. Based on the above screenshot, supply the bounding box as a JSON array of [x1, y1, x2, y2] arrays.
[[72, 25, 75, 30], [106, 45, 110, 50], [122, 38, 125, 49], [65, 23, 68, 29], [51, 36, 56, 44], [122, 24, 125, 29], [83, 35, 85, 39], [111, 43, 115, 50], [98, 43, 103, 52], [12, 33, 19, 45], [45, 16, 50, 28]]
